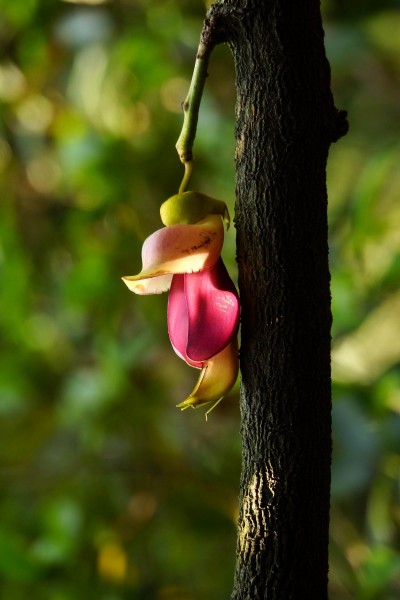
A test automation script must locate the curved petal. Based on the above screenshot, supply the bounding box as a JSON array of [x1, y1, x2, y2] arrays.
[[168, 260, 239, 364], [122, 215, 223, 295], [167, 274, 202, 368], [177, 337, 239, 411], [122, 273, 173, 295], [185, 258, 239, 361]]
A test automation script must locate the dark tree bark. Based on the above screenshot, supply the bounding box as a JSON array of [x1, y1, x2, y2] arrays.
[[202, 1, 348, 598]]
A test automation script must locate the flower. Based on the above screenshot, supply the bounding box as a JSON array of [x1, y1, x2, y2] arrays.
[[122, 192, 240, 413]]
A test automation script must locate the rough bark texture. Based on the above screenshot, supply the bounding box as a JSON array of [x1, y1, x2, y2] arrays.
[[203, 1, 348, 598]]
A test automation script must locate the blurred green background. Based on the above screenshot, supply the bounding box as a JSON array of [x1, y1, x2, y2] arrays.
[[0, 0, 399, 598]]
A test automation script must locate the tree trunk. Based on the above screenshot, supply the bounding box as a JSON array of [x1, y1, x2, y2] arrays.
[[203, 1, 348, 598]]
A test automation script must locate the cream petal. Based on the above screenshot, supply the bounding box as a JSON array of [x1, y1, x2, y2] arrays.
[[177, 337, 239, 411], [122, 273, 173, 295], [122, 215, 224, 295]]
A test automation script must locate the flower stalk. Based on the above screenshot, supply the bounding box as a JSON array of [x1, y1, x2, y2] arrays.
[[176, 41, 213, 193]]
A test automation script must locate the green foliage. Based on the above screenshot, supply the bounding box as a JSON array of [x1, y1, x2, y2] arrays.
[[0, 1, 399, 598]]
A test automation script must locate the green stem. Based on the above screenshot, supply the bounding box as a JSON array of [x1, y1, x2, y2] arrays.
[[176, 41, 212, 193], [178, 161, 194, 194]]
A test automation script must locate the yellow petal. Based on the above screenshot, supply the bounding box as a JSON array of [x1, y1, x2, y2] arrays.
[[122, 215, 223, 295], [177, 337, 239, 411], [160, 191, 230, 230]]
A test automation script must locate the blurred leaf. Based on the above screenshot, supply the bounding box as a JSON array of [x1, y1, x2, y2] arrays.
[[0, 531, 40, 582], [332, 291, 400, 384], [357, 546, 400, 599], [332, 399, 378, 498], [363, 10, 400, 58]]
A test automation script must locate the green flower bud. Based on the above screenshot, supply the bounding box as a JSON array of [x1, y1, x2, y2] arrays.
[[160, 191, 230, 229]]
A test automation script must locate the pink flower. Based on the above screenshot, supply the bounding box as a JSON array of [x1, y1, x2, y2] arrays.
[[122, 195, 239, 413]]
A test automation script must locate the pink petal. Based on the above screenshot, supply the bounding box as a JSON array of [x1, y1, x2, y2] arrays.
[[122, 215, 224, 295], [168, 259, 239, 364], [167, 274, 202, 368], [185, 259, 239, 362]]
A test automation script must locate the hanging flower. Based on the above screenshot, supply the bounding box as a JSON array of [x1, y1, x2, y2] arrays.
[[122, 191, 239, 414]]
